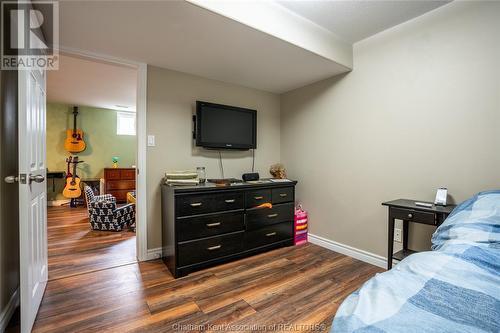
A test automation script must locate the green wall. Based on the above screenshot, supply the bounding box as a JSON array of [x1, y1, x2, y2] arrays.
[[47, 103, 136, 201]]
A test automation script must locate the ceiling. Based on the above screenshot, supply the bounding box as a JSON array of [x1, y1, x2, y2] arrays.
[[42, 1, 453, 94], [277, 1, 451, 43], [47, 54, 137, 111], [51, 0, 349, 94]]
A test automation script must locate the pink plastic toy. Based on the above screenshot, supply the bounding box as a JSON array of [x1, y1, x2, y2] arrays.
[[294, 204, 308, 245]]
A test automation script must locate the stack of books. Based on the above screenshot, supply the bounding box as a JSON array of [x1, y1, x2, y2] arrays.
[[164, 171, 199, 186]]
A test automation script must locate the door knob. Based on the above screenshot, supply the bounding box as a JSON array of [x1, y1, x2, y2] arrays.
[[4, 175, 18, 183], [29, 174, 45, 183]]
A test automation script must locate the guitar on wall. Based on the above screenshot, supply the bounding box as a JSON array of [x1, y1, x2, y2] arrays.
[[62, 156, 82, 199], [64, 106, 86, 153]]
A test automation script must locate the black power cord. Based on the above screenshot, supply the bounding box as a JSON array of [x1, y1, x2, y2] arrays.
[[252, 149, 255, 173], [219, 150, 224, 179]]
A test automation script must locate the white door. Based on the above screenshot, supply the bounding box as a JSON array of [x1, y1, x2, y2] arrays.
[[18, 68, 48, 333]]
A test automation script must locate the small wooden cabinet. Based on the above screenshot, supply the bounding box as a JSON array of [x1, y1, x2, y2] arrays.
[[104, 168, 136, 203]]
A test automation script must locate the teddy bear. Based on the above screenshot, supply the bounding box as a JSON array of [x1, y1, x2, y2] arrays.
[[269, 163, 287, 179]]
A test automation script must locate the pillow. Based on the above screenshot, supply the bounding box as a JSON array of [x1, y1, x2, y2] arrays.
[[431, 191, 500, 251]]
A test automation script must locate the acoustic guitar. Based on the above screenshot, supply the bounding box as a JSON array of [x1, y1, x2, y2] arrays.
[[64, 106, 86, 153], [62, 157, 82, 199]]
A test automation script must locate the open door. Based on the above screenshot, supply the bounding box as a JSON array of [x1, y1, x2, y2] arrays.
[[18, 68, 48, 332]]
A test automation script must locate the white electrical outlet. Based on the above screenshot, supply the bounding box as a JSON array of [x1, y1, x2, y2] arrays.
[[394, 228, 402, 243]]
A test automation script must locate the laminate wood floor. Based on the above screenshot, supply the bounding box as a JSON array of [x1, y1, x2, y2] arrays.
[[22, 207, 384, 332], [47, 206, 136, 280]]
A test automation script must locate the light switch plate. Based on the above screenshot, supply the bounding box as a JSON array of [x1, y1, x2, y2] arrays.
[[147, 135, 155, 147]]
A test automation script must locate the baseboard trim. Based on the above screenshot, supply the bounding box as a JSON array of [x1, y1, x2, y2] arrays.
[[308, 234, 386, 268], [0, 288, 19, 332], [144, 247, 162, 261], [144, 238, 387, 268]]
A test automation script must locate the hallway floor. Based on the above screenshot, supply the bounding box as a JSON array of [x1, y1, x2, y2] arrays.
[[47, 206, 136, 280]]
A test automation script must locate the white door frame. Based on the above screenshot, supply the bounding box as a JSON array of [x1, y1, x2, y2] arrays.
[[57, 47, 148, 261]]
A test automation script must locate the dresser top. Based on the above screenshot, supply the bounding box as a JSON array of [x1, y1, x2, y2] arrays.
[[382, 199, 456, 214], [104, 167, 136, 170], [163, 179, 297, 193]]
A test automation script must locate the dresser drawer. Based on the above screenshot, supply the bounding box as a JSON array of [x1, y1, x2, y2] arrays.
[[104, 169, 121, 180], [176, 192, 244, 217], [390, 207, 436, 225], [244, 222, 293, 250], [245, 189, 271, 208], [246, 203, 294, 230], [177, 211, 244, 242], [106, 180, 135, 190], [107, 190, 127, 202], [121, 169, 136, 180], [272, 187, 294, 204], [177, 231, 244, 267]]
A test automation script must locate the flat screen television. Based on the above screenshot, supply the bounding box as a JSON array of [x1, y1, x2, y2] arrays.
[[195, 101, 257, 150]]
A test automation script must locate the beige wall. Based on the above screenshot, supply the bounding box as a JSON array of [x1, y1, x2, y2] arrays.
[[147, 66, 281, 249], [281, 1, 500, 257]]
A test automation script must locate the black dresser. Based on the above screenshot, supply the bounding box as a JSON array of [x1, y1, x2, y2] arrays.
[[161, 181, 297, 278]]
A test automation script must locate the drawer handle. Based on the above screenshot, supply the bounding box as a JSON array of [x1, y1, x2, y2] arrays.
[[254, 196, 264, 200], [407, 213, 414, 219], [206, 222, 221, 227], [267, 213, 278, 218], [225, 199, 235, 203], [279, 193, 288, 197], [266, 232, 277, 237], [207, 245, 221, 251], [190, 202, 202, 207]]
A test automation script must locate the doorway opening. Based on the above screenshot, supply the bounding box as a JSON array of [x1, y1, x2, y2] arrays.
[[45, 53, 139, 280]]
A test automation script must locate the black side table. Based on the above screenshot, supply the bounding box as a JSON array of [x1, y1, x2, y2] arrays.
[[382, 199, 456, 270]]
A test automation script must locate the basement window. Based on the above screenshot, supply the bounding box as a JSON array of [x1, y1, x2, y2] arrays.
[[117, 111, 136, 136]]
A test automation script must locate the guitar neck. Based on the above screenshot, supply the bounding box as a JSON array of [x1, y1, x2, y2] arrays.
[[66, 157, 72, 175], [73, 107, 78, 132], [72, 162, 77, 181]]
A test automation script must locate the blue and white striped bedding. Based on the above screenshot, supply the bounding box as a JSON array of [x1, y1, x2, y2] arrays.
[[332, 190, 500, 333]]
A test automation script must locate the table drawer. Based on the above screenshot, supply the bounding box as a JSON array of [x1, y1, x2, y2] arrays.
[[177, 211, 244, 242], [246, 203, 294, 230], [245, 189, 271, 208], [177, 231, 244, 267], [244, 222, 293, 250], [106, 180, 135, 190], [272, 187, 294, 204], [176, 191, 244, 217], [390, 207, 436, 225]]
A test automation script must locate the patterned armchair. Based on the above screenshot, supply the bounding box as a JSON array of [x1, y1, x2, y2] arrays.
[[84, 186, 135, 231]]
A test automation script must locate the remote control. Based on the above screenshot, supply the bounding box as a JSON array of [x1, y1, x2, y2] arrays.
[[415, 202, 433, 208]]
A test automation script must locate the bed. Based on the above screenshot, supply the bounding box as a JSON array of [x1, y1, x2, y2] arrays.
[[331, 190, 500, 333]]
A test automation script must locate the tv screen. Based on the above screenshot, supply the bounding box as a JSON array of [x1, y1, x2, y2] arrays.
[[195, 101, 257, 150]]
